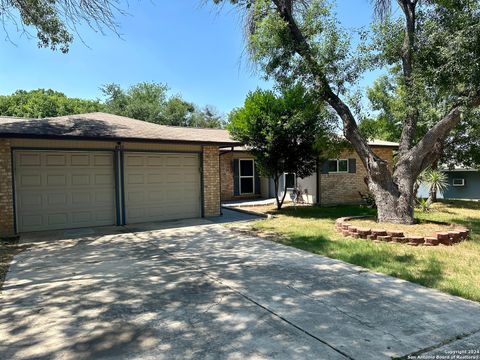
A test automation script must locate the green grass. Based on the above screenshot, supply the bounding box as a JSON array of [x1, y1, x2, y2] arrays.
[[250, 200, 480, 302]]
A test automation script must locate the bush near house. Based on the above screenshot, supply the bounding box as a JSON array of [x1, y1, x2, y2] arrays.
[[246, 200, 480, 302]]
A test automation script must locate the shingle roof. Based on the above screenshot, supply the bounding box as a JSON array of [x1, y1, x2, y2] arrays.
[[222, 140, 399, 152], [0, 112, 239, 145], [367, 139, 399, 147]]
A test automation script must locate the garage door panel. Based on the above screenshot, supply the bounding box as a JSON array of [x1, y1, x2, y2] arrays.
[[127, 174, 144, 185], [72, 174, 91, 186], [15, 151, 116, 232], [47, 193, 68, 206], [71, 154, 90, 166], [72, 212, 92, 223], [23, 215, 43, 228], [146, 174, 164, 184], [146, 156, 164, 166], [19, 193, 42, 208], [126, 156, 144, 166], [124, 152, 201, 224], [72, 192, 92, 205], [19, 174, 42, 187], [47, 213, 68, 226], [47, 175, 67, 186], [18, 153, 41, 166], [45, 154, 67, 166], [94, 154, 113, 166], [94, 174, 114, 186]]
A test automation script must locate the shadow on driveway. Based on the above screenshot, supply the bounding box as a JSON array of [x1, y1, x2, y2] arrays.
[[1, 219, 480, 359]]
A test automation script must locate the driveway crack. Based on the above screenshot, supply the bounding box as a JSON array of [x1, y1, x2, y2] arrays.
[[133, 232, 355, 360], [394, 328, 480, 360]]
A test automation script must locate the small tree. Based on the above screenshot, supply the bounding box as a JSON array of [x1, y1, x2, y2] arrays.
[[424, 169, 448, 205], [228, 85, 333, 209]]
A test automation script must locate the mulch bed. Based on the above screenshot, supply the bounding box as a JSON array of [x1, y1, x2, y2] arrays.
[[335, 216, 470, 247]]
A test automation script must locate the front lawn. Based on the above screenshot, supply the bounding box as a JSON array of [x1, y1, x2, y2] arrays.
[[247, 200, 480, 302]]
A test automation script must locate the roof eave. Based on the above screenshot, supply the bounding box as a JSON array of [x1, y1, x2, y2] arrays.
[[0, 133, 241, 147]]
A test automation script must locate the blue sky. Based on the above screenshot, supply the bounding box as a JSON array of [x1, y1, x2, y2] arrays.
[[0, 0, 382, 115]]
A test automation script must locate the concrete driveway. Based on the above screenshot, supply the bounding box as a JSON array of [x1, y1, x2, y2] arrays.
[[1, 212, 480, 360]]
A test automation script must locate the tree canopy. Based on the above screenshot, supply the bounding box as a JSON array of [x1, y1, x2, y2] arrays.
[[0, 89, 103, 118], [0, 83, 226, 129], [360, 72, 480, 169], [214, 0, 480, 224], [101, 82, 226, 128], [229, 85, 335, 209]]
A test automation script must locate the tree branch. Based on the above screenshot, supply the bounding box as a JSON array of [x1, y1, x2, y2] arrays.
[[396, 0, 418, 155], [271, 0, 378, 168], [400, 92, 480, 177]]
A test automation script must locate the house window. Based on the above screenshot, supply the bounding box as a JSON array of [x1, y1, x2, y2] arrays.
[[452, 178, 465, 187], [239, 159, 255, 194], [285, 173, 296, 189], [328, 159, 349, 173]]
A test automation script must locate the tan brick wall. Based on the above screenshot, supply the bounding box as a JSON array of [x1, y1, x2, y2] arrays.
[[203, 146, 221, 217], [220, 152, 234, 201], [0, 139, 15, 237], [219, 151, 259, 201], [319, 146, 394, 205]]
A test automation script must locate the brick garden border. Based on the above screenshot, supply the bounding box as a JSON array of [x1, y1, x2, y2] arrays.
[[335, 216, 470, 246]]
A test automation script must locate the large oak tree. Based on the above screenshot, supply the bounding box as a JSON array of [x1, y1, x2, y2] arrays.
[[214, 0, 480, 224]]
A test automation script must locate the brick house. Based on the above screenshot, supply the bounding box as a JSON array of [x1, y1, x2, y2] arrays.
[[220, 141, 398, 205], [0, 113, 239, 237]]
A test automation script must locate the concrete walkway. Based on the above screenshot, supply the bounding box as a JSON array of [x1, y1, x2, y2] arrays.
[[1, 220, 480, 359]]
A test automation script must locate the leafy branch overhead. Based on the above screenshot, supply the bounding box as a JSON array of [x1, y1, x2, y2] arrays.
[[0, 0, 125, 52]]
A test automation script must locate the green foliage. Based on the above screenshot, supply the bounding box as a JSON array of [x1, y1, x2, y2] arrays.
[[101, 82, 226, 128], [0, 89, 103, 118], [424, 168, 449, 196], [360, 69, 480, 168], [217, 0, 480, 170], [417, 198, 431, 213], [1, 0, 121, 52], [228, 84, 334, 184], [102, 82, 169, 124], [359, 191, 377, 209]]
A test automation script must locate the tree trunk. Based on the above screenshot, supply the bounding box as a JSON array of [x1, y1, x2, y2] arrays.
[[270, 0, 480, 224], [273, 174, 288, 210], [368, 164, 416, 224], [428, 187, 437, 204]]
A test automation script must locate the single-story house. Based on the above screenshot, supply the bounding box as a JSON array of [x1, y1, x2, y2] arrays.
[[418, 167, 480, 200], [0, 112, 239, 237], [220, 140, 398, 205]]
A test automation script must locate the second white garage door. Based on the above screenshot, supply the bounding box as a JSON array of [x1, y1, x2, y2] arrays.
[[124, 153, 201, 223]]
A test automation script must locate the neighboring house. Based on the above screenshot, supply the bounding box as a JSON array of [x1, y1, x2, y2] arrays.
[[0, 112, 239, 237], [220, 141, 398, 205], [418, 167, 480, 200]]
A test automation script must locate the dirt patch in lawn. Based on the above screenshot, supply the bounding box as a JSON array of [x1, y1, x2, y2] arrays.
[[347, 218, 457, 237], [0, 239, 29, 292]]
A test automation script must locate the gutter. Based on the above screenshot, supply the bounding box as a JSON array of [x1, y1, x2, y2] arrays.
[[0, 133, 242, 147]]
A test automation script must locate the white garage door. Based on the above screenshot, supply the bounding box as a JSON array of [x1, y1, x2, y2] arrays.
[[14, 151, 116, 232], [124, 153, 201, 224]]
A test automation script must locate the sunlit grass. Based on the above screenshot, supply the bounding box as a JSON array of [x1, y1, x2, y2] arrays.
[[246, 200, 480, 302]]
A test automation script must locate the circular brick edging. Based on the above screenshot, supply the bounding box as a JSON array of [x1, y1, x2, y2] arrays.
[[335, 216, 470, 246]]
